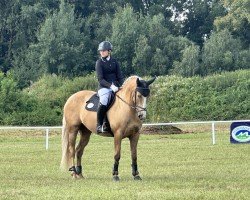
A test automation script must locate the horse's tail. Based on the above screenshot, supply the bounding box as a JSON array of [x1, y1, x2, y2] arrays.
[[60, 115, 70, 171]]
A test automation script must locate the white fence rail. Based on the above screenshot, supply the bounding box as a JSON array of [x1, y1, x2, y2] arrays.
[[0, 120, 249, 149], [0, 126, 61, 150]]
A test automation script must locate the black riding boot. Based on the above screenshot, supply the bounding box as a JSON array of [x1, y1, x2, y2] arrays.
[[96, 104, 108, 134]]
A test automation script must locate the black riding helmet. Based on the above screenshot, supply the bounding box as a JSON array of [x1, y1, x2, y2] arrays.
[[98, 41, 112, 51]]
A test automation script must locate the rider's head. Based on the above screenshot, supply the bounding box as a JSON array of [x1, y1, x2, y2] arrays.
[[98, 41, 112, 58]]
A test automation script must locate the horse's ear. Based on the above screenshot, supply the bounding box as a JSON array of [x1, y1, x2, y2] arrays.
[[136, 78, 141, 86], [146, 76, 156, 86]]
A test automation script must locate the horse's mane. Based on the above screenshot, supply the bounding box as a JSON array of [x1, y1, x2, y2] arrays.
[[122, 75, 140, 87]]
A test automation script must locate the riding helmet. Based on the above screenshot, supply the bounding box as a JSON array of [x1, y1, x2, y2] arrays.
[[98, 41, 112, 51]]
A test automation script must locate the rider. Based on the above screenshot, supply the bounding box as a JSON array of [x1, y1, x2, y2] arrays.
[[95, 41, 124, 133]]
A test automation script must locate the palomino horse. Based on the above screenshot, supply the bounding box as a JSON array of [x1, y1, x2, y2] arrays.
[[60, 76, 156, 181]]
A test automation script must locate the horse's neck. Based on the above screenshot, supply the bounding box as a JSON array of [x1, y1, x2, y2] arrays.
[[117, 86, 134, 104], [111, 84, 133, 115]]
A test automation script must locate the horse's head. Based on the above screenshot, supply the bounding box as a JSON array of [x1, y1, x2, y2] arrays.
[[134, 76, 156, 120], [118, 76, 156, 120]]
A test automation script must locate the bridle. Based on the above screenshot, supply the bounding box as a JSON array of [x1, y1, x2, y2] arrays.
[[114, 76, 155, 119], [116, 87, 149, 113]]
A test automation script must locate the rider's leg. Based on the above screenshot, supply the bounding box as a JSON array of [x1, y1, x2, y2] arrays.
[[96, 103, 108, 133], [96, 88, 112, 133]]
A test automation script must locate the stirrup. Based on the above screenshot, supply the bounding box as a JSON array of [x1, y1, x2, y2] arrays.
[[96, 125, 108, 134]]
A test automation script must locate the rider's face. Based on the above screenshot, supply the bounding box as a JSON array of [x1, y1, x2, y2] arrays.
[[99, 50, 109, 57]]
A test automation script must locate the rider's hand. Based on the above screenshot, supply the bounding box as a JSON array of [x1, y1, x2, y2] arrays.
[[110, 84, 119, 93]]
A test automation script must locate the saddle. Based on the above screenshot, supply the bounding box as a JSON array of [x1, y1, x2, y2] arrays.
[[85, 93, 116, 136], [85, 92, 116, 112]]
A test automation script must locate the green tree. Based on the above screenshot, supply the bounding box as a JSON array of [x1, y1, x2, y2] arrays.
[[201, 29, 242, 75], [237, 48, 250, 69], [29, 0, 92, 76], [171, 44, 200, 77], [132, 35, 151, 76], [164, 35, 193, 71], [132, 14, 171, 76], [181, 0, 225, 46], [110, 5, 141, 75], [214, 0, 250, 47], [10, 2, 53, 88], [0, 0, 22, 73], [146, 14, 169, 47], [0, 72, 20, 116], [110, 6, 198, 76], [151, 48, 169, 75], [0, 0, 59, 73], [12, 49, 43, 89]]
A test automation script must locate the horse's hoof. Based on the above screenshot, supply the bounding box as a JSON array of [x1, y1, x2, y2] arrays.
[[113, 175, 120, 182], [134, 175, 142, 181], [76, 174, 84, 179], [71, 172, 77, 179], [71, 172, 84, 179]]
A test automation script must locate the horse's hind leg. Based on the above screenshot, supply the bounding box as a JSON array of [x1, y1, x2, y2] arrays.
[[75, 125, 91, 179], [67, 126, 79, 178]]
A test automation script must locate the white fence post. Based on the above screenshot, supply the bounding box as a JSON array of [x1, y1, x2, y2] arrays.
[[212, 122, 216, 145], [45, 128, 49, 150]]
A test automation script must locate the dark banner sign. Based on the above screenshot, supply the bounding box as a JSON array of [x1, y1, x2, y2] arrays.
[[230, 122, 250, 143]]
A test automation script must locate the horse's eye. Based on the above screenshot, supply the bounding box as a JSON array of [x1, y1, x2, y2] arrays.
[[137, 94, 142, 98]]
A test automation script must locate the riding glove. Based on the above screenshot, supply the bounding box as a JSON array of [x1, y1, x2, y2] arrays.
[[110, 84, 119, 93]]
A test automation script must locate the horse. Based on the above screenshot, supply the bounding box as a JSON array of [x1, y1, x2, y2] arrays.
[[60, 75, 156, 181]]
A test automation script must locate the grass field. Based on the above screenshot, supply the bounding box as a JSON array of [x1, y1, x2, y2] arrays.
[[0, 129, 250, 200]]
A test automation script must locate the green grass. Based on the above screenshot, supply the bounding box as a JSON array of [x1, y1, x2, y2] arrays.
[[0, 130, 250, 200]]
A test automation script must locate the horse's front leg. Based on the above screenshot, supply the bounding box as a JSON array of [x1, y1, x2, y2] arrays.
[[129, 133, 142, 180], [113, 133, 122, 181]]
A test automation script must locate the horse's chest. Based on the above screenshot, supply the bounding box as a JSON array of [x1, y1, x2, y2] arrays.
[[124, 122, 141, 135]]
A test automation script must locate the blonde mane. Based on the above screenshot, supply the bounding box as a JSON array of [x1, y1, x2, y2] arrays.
[[122, 75, 140, 87]]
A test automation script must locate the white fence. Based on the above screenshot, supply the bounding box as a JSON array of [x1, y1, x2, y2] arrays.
[[0, 126, 61, 150], [0, 120, 249, 149]]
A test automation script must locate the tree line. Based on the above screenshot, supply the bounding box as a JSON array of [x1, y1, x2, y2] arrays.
[[1, 70, 249, 125], [0, 0, 249, 88]]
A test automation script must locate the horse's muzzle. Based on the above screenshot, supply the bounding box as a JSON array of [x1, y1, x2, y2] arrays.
[[138, 111, 146, 120]]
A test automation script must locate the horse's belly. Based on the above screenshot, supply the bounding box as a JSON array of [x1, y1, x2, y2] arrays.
[[80, 110, 97, 132]]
